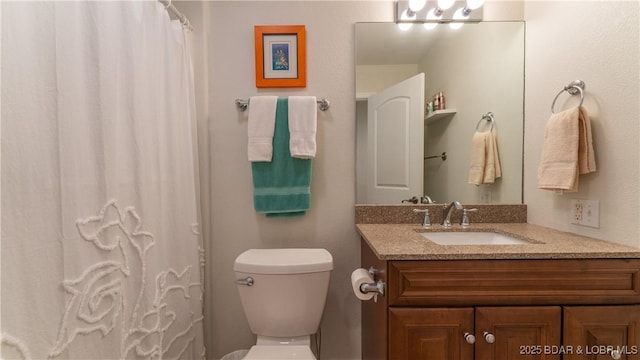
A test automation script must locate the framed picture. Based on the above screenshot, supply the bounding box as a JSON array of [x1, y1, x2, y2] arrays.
[[254, 25, 306, 88]]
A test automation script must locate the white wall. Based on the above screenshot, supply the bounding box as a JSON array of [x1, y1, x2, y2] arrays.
[[206, 2, 392, 359], [523, 1, 640, 247]]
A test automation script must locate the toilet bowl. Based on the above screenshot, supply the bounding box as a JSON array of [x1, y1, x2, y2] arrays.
[[234, 248, 333, 359]]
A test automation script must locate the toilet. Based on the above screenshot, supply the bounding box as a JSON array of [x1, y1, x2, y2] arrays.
[[234, 248, 333, 359]]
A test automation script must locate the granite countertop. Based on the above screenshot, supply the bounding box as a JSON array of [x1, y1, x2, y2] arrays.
[[356, 223, 640, 260]]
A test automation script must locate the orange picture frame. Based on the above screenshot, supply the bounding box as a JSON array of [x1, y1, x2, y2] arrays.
[[254, 25, 306, 88]]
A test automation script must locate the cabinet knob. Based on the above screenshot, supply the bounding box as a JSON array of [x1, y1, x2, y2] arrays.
[[483, 331, 495, 344], [610, 349, 622, 360], [463, 332, 476, 344]]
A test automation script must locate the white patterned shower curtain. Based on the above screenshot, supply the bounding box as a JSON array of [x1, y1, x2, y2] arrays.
[[1, 1, 205, 359]]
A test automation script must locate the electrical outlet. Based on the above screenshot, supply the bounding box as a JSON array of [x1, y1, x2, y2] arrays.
[[573, 201, 583, 221], [570, 199, 600, 228]]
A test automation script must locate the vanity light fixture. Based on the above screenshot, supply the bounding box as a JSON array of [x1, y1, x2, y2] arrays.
[[398, 8, 416, 31], [396, 0, 483, 26], [449, 6, 469, 29], [423, 8, 442, 30], [408, 0, 427, 12], [462, 0, 485, 16], [435, 0, 456, 16]]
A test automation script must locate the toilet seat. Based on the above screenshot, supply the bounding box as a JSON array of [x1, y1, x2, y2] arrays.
[[242, 345, 316, 359]]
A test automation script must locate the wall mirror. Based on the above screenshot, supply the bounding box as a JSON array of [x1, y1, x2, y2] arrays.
[[355, 21, 525, 205]]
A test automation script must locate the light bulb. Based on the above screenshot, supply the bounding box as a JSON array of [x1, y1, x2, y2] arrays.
[[426, 8, 442, 21], [453, 7, 470, 20], [398, 9, 415, 31], [400, 9, 417, 21], [423, 8, 441, 29], [408, 0, 427, 12], [437, 0, 456, 10], [423, 22, 438, 30], [449, 8, 467, 29]]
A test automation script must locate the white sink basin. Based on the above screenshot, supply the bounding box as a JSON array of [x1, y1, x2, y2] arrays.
[[419, 231, 534, 245]]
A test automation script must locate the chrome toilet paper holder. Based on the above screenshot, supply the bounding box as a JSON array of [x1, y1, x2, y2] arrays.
[[359, 266, 385, 296]]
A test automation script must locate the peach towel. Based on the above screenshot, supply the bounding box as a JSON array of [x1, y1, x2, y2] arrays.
[[537, 106, 596, 192], [468, 131, 502, 185]]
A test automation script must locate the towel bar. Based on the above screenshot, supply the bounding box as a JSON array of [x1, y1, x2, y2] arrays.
[[235, 98, 330, 111], [551, 80, 585, 114], [425, 152, 447, 161]]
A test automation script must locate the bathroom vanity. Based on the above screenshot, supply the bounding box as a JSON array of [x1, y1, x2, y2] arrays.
[[356, 219, 640, 360]]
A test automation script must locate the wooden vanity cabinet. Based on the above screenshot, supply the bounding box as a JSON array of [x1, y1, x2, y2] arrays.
[[389, 306, 562, 360], [361, 240, 640, 360], [389, 307, 474, 360], [563, 306, 640, 360]]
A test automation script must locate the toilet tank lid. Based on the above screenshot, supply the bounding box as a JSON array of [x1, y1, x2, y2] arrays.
[[234, 248, 333, 274]]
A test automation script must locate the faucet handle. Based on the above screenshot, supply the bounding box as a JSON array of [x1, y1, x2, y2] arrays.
[[413, 208, 431, 228], [461, 208, 478, 227]]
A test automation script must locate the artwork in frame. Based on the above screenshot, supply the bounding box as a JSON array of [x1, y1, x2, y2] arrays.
[[254, 25, 306, 88]]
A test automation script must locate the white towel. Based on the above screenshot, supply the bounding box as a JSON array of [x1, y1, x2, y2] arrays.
[[288, 96, 317, 159], [248, 96, 278, 162], [468, 131, 502, 185], [537, 106, 596, 192]]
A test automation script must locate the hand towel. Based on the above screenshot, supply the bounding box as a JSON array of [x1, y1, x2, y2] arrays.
[[577, 107, 596, 175], [468, 132, 488, 185], [537, 106, 596, 192], [247, 96, 278, 162], [288, 96, 317, 159], [483, 131, 502, 183], [252, 98, 312, 217], [468, 131, 502, 185]]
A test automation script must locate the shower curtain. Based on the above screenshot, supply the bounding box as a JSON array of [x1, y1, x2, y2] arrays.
[[1, 1, 205, 359]]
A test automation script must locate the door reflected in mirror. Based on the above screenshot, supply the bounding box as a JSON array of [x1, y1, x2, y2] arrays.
[[355, 21, 525, 205]]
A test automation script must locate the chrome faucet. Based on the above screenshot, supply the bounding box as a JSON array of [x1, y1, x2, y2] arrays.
[[420, 195, 435, 204], [442, 201, 463, 228]]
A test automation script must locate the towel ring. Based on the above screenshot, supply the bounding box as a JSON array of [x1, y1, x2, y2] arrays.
[[475, 112, 495, 132], [551, 80, 585, 114]]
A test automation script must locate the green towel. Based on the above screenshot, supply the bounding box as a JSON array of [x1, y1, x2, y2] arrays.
[[252, 98, 312, 217]]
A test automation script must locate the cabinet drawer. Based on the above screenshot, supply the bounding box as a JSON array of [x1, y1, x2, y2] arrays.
[[388, 259, 640, 306]]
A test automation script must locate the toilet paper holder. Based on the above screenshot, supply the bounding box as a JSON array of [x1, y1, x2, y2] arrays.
[[360, 266, 385, 296]]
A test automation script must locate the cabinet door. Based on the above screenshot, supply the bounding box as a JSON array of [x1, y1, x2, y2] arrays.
[[475, 306, 562, 360], [564, 305, 640, 360], [389, 308, 474, 360]]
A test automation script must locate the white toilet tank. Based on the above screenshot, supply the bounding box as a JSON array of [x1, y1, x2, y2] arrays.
[[234, 248, 333, 338]]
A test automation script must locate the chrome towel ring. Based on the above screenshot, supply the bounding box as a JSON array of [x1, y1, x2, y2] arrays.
[[475, 112, 495, 132], [551, 80, 585, 114]]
